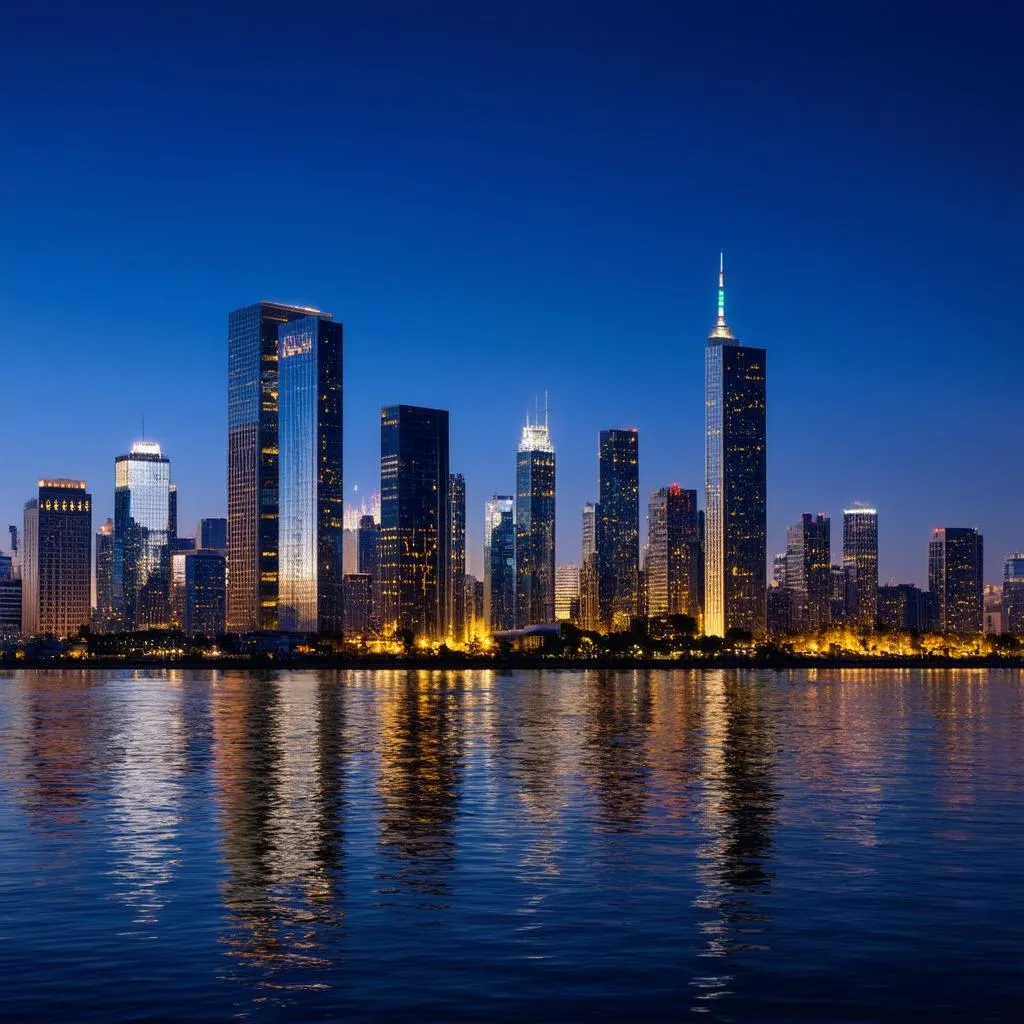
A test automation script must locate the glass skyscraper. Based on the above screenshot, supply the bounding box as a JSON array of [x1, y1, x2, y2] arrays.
[[379, 405, 450, 640], [646, 484, 701, 619], [484, 495, 515, 632], [785, 513, 831, 630], [277, 316, 344, 634], [95, 517, 114, 631], [704, 256, 767, 637], [928, 527, 983, 634], [515, 417, 556, 627], [114, 443, 172, 630], [184, 550, 227, 637], [227, 301, 334, 632], [597, 428, 639, 630], [843, 505, 878, 628], [1002, 553, 1024, 634], [449, 473, 467, 640], [22, 479, 92, 638]]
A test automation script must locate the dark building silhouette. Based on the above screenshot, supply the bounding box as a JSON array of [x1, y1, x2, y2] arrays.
[[515, 417, 556, 627], [343, 573, 373, 634], [379, 405, 450, 639], [1003, 554, 1024, 634], [646, 484, 701, 619], [485, 495, 515, 632], [198, 517, 228, 553], [877, 583, 938, 632], [830, 564, 854, 624], [704, 256, 766, 636], [358, 514, 380, 628], [184, 550, 226, 637], [928, 527, 983, 634], [277, 315, 344, 634], [0, 578, 20, 637], [227, 301, 334, 632], [94, 517, 115, 631], [598, 428, 639, 630], [449, 473, 467, 640], [22, 479, 92, 637], [843, 506, 878, 627], [785, 513, 831, 630], [766, 585, 793, 637]]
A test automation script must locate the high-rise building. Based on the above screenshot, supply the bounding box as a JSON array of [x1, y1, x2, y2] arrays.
[[830, 564, 854, 624], [646, 484, 701, 619], [928, 527, 983, 634], [94, 518, 114, 631], [766, 584, 793, 637], [22, 479, 92, 638], [704, 255, 767, 636], [785, 513, 831, 631], [877, 583, 937, 632], [357, 514, 380, 628], [772, 551, 787, 588], [0, 578, 20, 637], [983, 584, 1003, 635], [227, 301, 334, 633], [277, 315, 344, 634], [449, 473, 467, 641], [170, 549, 189, 628], [196, 518, 228, 553], [1003, 553, 1024, 634], [342, 574, 373, 635], [168, 483, 178, 545], [843, 505, 878, 627], [379, 405, 450, 639], [184, 550, 226, 637], [554, 563, 580, 622], [114, 442, 172, 630], [515, 416, 556, 627], [465, 575, 484, 638], [597, 428, 639, 630], [484, 495, 515, 632], [0, 554, 10, 581], [579, 501, 600, 630]]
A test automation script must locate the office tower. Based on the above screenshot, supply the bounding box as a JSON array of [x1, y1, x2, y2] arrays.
[[114, 441, 172, 630], [597, 428, 640, 630], [0, 553, 10, 580], [342, 574, 372, 635], [464, 575, 484, 637], [0, 578, 20, 637], [766, 584, 793, 637], [928, 527, 983, 634], [22, 479, 92, 637], [843, 505, 878, 627], [379, 405, 450, 639], [227, 301, 335, 633], [579, 501, 600, 630], [514, 415, 556, 628], [168, 483, 178, 543], [197, 517, 228, 553], [277, 315, 344, 634], [357, 514, 380, 627], [170, 549, 188, 627], [646, 484, 701, 619], [704, 255, 767, 636], [772, 552, 787, 588], [983, 584, 1003, 634], [1003, 553, 1024, 634], [182, 550, 226, 637], [555, 563, 580, 622], [878, 583, 935, 632], [449, 473, 467, 640], [94, 518, 114, 631], [484, 495, 515, 632], [830, 564, 853, 623], [784, 514, 831, 630]]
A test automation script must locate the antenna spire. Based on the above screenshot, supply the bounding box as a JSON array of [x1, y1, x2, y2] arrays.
[[708, 251, 735, 341]]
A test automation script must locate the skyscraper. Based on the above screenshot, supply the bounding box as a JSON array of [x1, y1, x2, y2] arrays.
[[579, 501, 600, 630], [95, 517, 114, 630], [515, 415, 556, 627], [227, 301, 334, 633], [785, 513, 831, 630], [197, 518, 228, 553], [843, 505, 879, 628], [704, 256, 767, 637], [358, 514, 380, 628], [449, 473, 467, 641], [277, 315, 344, 634], [1003, 553, 1024, 634], [646, 484, 701, 619], [183, 550, 226, 637], [342, 573, 373, 635], [484, 495, 515, 632], [554, 563, 580, 622], [597, 428, 639, 630], [379, 405, 450, 639], [114, 442, 172, 630], [22, 479, 92, 638], [928, 527, 983, 634]]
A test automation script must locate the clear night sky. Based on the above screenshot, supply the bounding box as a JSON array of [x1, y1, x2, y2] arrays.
[[2, 2, 1020, 585]]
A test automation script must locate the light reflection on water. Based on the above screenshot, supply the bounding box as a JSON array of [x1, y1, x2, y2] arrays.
[[0, 668, 1022, 1021]]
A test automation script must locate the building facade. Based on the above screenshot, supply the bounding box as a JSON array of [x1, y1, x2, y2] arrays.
[[184, 550, 226, 637], [843, 505, 878, 628], [277, 315, 344, 634], [379, 405, 450, 639], [357, 514, 380, 628], [515, 419, 556, 627], [928, 527, 983, 634], [877, 583, 938, 632], [95, 517, 115, 631], [554, 563, 580, 622], [597, 428, 639, 630], [704, 256, 767, 636], [114, 443, 172, 630], [1003, 553, 1024, 634], [197, 517, 228, 553], [785, 513, 831, 631], [227, 301, 334, 632], [484, 495, 515, 632], [449, 473, 467, 641], [646, 484, 701, 620], [22, 479, 92, 638], [342, 573, 373, 635]]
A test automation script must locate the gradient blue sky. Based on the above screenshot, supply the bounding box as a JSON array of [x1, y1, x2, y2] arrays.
[[1, 1, 1020, 584]]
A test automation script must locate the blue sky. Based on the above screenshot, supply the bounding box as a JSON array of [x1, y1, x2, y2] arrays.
[[1, 1, 1020, 582]]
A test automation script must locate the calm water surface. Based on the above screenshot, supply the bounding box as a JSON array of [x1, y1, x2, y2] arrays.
[[0, 668, 1021, 1021]]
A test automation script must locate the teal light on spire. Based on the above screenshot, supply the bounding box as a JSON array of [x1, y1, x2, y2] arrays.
[[708, 251, 735, 341]]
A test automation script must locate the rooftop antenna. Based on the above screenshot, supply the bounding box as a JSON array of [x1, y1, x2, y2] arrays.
[[544, 390, 549, 429]]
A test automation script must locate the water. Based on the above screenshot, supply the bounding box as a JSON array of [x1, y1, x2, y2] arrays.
[[0, 669, 1021, 1022]]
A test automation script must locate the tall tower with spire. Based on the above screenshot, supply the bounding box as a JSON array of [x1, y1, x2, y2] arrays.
[[704, 255, 767, 636], [515, 398, 556, 627]]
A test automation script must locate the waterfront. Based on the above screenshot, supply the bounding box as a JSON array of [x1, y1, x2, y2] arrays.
[[0, 669, 1021, 1022]]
